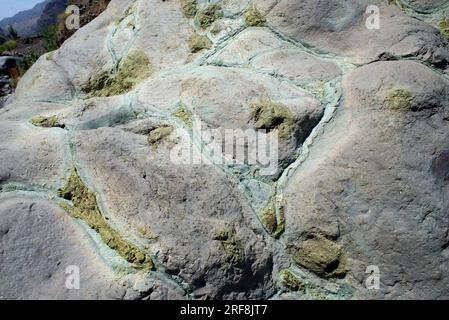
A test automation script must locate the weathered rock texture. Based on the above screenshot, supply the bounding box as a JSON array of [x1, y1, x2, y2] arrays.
[[1, 0, 449, 300]]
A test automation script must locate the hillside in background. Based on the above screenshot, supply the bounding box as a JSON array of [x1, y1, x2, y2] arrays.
[[36, 0, 68, 34], [0, 0, 110, 40], [0, 0, 52, 37], [0, 0, 68, 38]]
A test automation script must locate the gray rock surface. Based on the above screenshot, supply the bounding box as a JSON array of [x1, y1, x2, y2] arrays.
[[1, 0, 449, 300], [260, 0, 449, 67], [0, 196, 120, 299], [283, 60, 449, 299]]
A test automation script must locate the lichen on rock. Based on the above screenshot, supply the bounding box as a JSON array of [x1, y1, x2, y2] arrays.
[[172, 105, 193, 127], [438, 18, 449, 39], [58, 168, 154, 269], [259, 198, 285, 238], [30, 115, 63, 128], [250, 101, 296, 139], [385, 88, 414, 111], [188, 34, 212, 53], [196, 3, 223, 29], [279, 269, 305, 292], [181, 0, 198, 18], [46, 51, 55, 61], [244, 5, 266, 27], [148, 126, 173, 149], [288, 234, 347, 278], [137, 225, 159, 241], [213, 228, 244, 265], [82, 50, 152, 97]]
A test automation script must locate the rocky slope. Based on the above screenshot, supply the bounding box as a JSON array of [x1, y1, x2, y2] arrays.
[[0, 0, 448, 300]]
